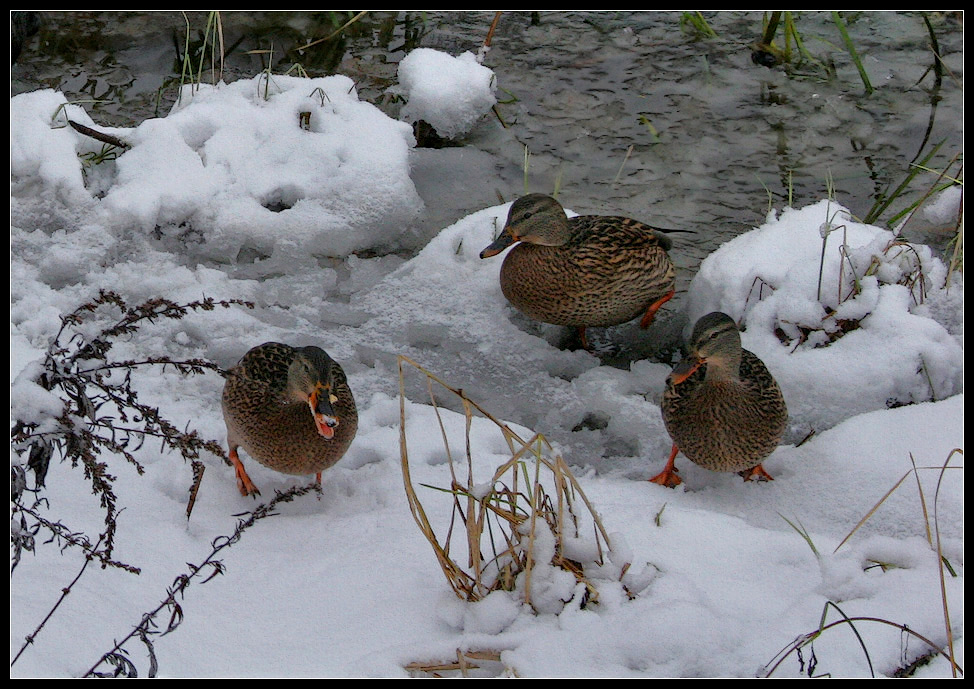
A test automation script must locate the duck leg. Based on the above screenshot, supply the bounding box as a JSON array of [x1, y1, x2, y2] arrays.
[[639, 289, 676, 328], [577, 326, 590, 351], [739, 464, 774, 482], [649, 444, 683, 488], [229, 446, 261, 497]]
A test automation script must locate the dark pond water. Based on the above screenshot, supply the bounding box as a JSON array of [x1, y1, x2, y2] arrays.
[[11, 10, 964, 355]]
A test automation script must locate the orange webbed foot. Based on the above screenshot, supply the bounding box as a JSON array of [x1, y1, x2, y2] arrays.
[[229, 447, 261, 498], [649, 444, 683, 488], [308, 471, 325, 496], [648, 467, 682, 488], [739, 463, 774, 482], [236, 473, 261, 498]]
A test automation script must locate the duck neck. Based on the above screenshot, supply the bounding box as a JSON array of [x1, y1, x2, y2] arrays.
[[703, 353, 741, 383]]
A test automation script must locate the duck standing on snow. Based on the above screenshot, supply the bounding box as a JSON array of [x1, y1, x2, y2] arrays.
[[222, 343, 357, 497], [479, 194, 676, 348], [651, 312, 787, 488]]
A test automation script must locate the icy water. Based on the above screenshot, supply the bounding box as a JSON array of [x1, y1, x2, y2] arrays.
[[11, 10, 964, 356]]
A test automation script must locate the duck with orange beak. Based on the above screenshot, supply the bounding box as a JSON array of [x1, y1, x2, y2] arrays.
[[651, 312, 787, 488], [480, 194, 676, 349], [222, 343, 357, 497]]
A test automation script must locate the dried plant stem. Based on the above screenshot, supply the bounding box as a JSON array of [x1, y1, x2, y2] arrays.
[[83, 483, 316, 678], [67, 119, 130, 149], [398, 358, 477, 598], [483, 12, 503, 49], [612, 144, 634, 184], [397, 355, 617, 606], [11, 291, 254, 675], [405, 648, 509, 678], [827, 449, 963, 678], [932, 449, 963, 677], [10, 536, 104, 668], [832, 457, 962, 554], [295, 11, 368, 52], [764, 609, 963, 677]]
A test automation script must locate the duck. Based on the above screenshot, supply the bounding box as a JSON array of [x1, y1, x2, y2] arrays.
[[651, 312, 787, 488], [479, 194, 676, 348], [221, 342, 357, 497]]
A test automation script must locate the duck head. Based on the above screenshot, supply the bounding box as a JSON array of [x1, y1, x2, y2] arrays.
[[287, 346, 343, 439], [670, 312, 743, 384], [480, 194, 574, 258]]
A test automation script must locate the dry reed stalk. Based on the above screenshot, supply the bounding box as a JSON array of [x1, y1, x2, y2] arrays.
[[397, 355, 617, 607], [832, 451, 962, 554], [404, 648, 510, 678], [831, 448, 963, 678]]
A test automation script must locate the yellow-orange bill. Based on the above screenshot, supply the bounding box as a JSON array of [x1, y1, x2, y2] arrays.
[[670, 358, 703, 385], [314, 415, 337, 439]]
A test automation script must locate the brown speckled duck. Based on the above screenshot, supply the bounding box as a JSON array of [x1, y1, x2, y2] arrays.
[[479, 194, 676, 348], [651, 312, 787, 488], [222, 342, 357, 497]]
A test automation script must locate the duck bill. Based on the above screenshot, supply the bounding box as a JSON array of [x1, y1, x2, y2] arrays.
[[479, 227, 516, 258], [670, 357, 705, 385], [308, 387, 339, 439]]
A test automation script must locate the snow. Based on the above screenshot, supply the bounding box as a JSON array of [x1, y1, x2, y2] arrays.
[[9, 47, 963, 678], [685, 201, 963, 434], [395, 48, 498, 139]]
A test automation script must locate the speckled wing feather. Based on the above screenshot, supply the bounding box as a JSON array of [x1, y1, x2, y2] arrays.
[[564, 216, 673, 278], [499, 215, 676, 328], [232, 342, 297, 394]]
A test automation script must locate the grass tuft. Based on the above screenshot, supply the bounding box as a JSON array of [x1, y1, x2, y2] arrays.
[[778, 513, 820, 558], [176, 11, 225, 102], [763, 600, 963, 678], [397, 355, 625, 610], [831, 12, 873, 94], [771, 449, 963, 678], [834, 449, 963, 677], [679, 11, 717, 40]]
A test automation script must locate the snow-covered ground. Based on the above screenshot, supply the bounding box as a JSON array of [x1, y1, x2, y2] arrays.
[[10, 49, 963, 678]]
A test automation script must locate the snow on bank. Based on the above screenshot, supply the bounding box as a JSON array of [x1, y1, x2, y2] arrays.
[[395, 48, 497, 139], [685, 200, 963, 433], [11, 74, 423, 274], [10, 53, 963, 677]]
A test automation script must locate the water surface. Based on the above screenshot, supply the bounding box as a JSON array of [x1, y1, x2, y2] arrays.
[[12, 10, 964, 356]]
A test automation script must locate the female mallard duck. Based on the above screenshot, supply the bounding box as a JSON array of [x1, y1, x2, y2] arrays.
[[222, 342, 357, 497], [479, 194, 676, 348], [651, 312, 787, 488]]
